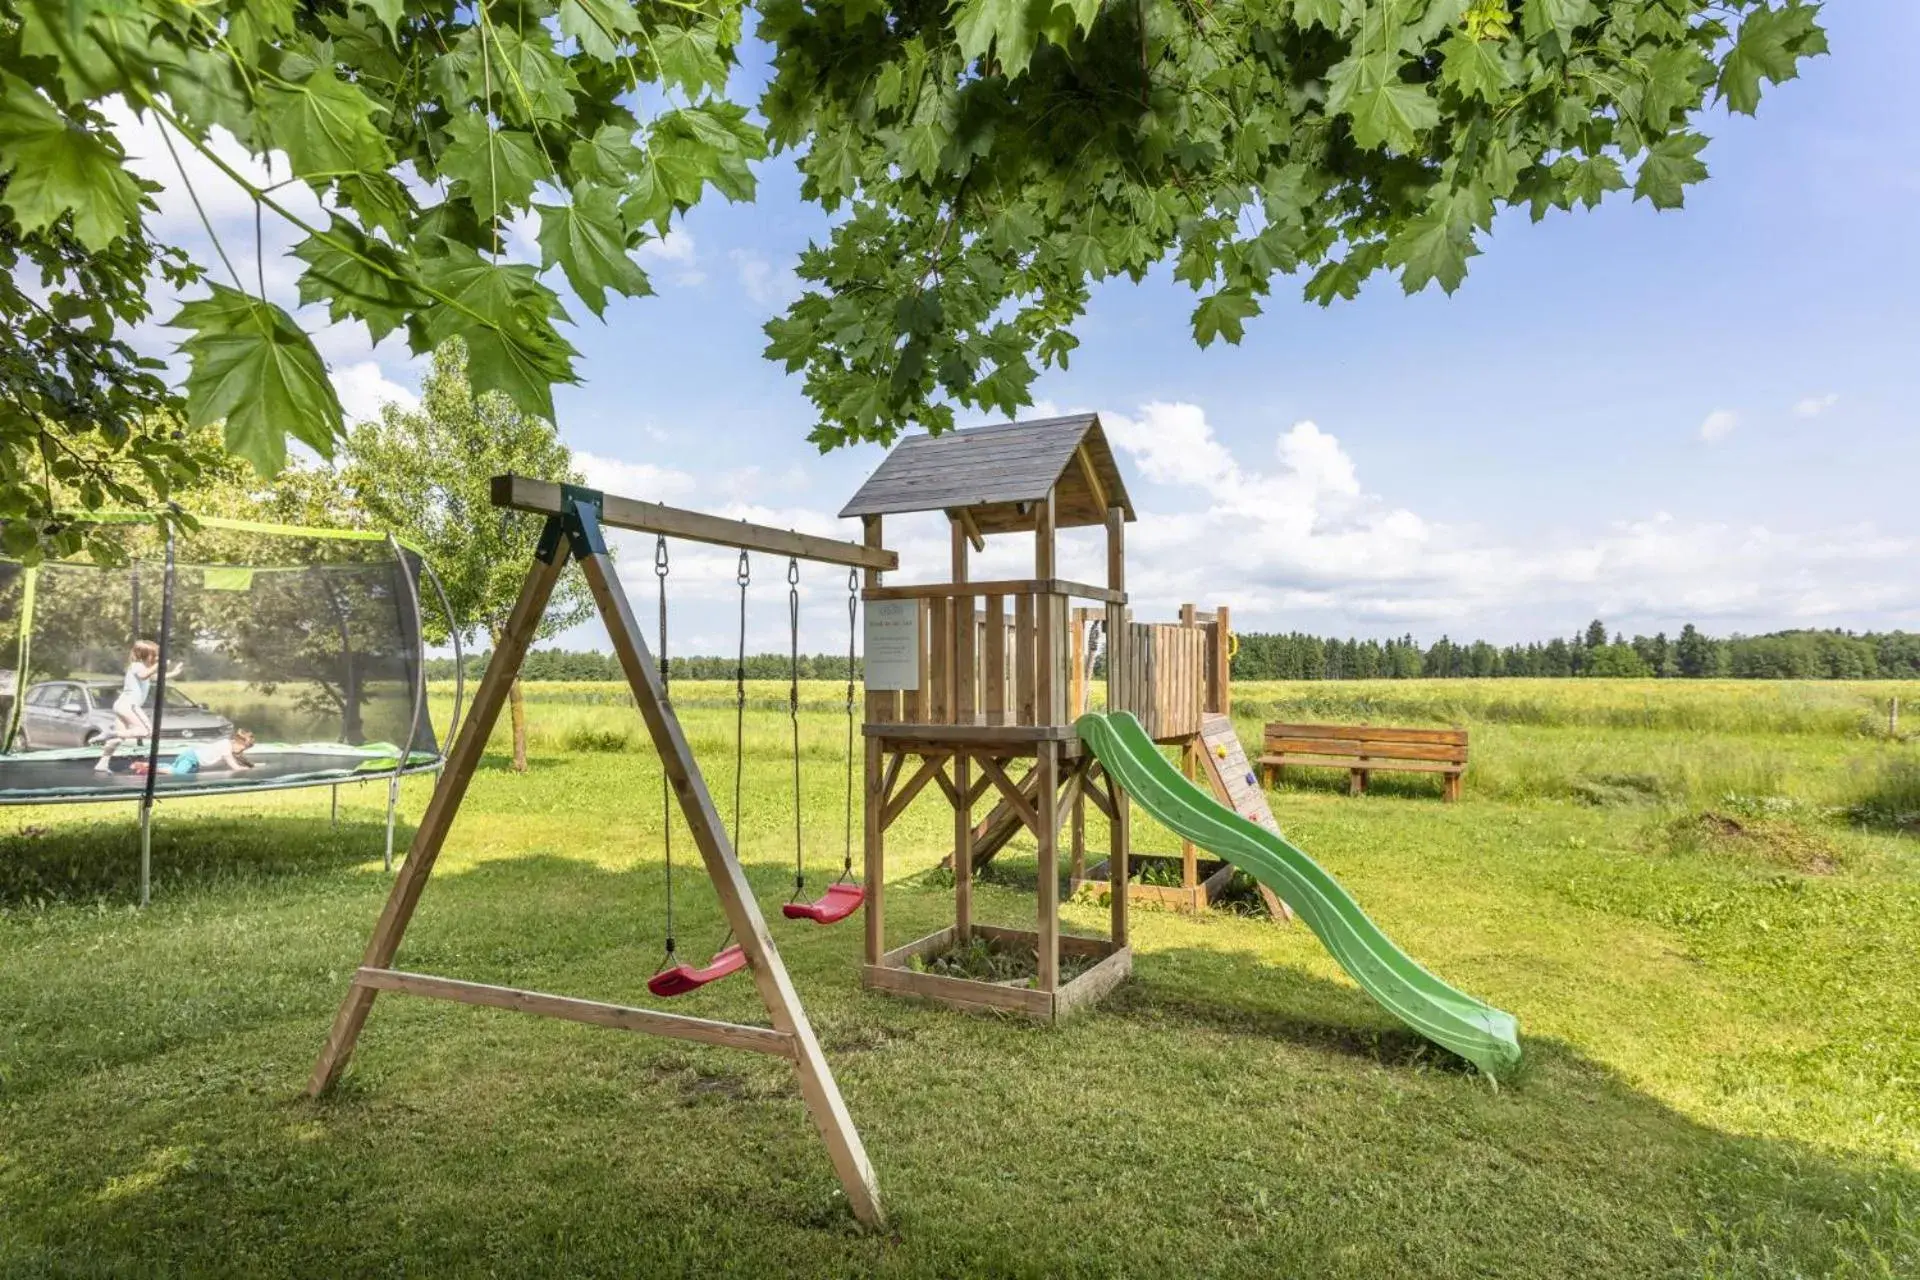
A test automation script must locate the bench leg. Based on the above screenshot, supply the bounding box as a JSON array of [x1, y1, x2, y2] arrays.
[[1349, 768, 1368, 796], [1444, 771, 1462, 803], [1261, 765, 1275, 789]]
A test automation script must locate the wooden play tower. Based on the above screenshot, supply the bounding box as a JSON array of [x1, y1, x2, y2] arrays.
[[844, 413, 1270, 1022]]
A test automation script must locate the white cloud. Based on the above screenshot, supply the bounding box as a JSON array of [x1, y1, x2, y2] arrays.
[[575, 452, 699, 503], [333, 362, 420, 424], [1699, 409, 1739, 442], [1792, 392, 1841, 418], [1093, 402, 1916, 637], [638, 230, 704, 286], [730, 249, 801, 308]]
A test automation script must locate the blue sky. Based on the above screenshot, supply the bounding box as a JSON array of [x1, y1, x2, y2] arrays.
[[121, 2, 1917, 654]]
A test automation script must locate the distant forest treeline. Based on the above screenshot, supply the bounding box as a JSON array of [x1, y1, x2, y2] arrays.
[[427, 623, 1920, 684], [426, 650, 859, 682], [1231, 622, 1920, 680]]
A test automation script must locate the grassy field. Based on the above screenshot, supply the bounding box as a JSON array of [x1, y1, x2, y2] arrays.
[[2, 678, 1917, 1277]]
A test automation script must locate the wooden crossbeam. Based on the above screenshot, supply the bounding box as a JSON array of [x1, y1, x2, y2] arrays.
[[354, 968, 795, 1058], [308, 495, 885, 1229], [977, 754, 1041, 837], [882, 755, 946, 830], [494, 474, 895, 571]]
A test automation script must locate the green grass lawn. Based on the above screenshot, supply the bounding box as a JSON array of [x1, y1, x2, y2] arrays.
[[2, 679, 1917, 1277]]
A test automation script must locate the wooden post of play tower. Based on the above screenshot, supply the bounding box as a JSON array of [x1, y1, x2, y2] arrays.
[[308, 478, 895, 1228], [846, 415, 1136, 1021]]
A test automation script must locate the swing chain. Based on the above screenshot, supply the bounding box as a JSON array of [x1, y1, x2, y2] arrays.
[[732, 548, 749, 859], [655, 535, 674, 964], [843, 566, 857, 881], [788, 556, 804, 896]]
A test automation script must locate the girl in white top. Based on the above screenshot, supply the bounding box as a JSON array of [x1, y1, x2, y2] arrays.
[[94, 639, 182, 773]]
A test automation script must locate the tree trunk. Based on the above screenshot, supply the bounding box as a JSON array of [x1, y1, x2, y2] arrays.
[[509, 675, 528, 773]]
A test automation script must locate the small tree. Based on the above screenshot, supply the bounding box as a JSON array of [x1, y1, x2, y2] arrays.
[[344, 341, 592, 772]]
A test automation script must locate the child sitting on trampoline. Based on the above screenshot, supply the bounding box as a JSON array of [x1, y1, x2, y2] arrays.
[[168, 729, 256, 776], [95, 640, 183, 772]]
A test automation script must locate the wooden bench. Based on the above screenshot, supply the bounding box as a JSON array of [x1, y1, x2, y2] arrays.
[[1259, 723, 1468, 801]]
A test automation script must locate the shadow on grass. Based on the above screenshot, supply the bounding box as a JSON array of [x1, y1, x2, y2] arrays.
[[1265, 766, 1455, 802], [1105, 945, 1482, 1076], [1, 851, 1916, 1277], [0, 812, 410, 906]]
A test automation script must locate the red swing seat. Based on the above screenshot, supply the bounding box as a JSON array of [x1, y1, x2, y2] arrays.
[[647, 944, 747, 998], [782, 882, 865, 924]]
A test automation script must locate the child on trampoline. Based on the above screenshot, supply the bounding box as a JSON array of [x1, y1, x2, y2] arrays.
[[95, 640, 183, 773], [167, 729, 256, 776]]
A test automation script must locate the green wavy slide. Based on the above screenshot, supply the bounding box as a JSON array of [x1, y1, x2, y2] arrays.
[[1075, 711, 1523, 1079]]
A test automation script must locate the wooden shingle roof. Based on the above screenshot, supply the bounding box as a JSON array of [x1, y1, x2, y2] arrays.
[[838, 414, 1135, 534]]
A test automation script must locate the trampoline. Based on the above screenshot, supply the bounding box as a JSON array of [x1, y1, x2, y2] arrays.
[[1, 516, 463, 904]]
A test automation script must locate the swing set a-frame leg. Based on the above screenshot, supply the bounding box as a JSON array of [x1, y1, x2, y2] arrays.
[[307, 525, 571, 1098], [306, 500, 885, 1230]]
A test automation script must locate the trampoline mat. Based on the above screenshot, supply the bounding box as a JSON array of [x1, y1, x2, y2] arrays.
[[0, 743, 441, 803]]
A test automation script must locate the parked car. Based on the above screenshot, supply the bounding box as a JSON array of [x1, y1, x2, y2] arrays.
[[15, 680, 235, 751]]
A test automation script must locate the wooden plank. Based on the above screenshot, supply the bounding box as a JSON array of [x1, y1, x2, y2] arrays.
[[951, 521, 975, 725], [864, 515, 890, 970], [1052, 945, 1132, 1020], [1104, 504, 1129, 951], [1074, 443, 1109, 515], [1212, 604, 1232, 716], [353, 968, 797, 1058], [928, 596, 951, 724], [950, 507, 985, 552], [1014, 594, 1036, 727], [865, 737, 885, 966], [1259, 738, 1468, 764], [867, 722, 1077, 744], [879, 751, 906, 808], [972, 923, 1116, 962], [1265, 722, 1469, 746], [954, 750, 973, 940], [1035, 742, 1060, 992], [1069, 610, 1086, 720], [977, 753, 1041, 837], [1034, 493, 1057, 727], [878, 925, 956, 969], [1259, 754, 1463, 775], [983, 596, 1007, 726], [910, 598, 930, 723], [863, 579, 1124, 605], [863, 517, 898, 725], [864, 961, 1054, 1018], [573, 531, 884, 1227], [882, 755, 946, 829], [496, 474, 894, 571], [309, 535, 572, 1098]]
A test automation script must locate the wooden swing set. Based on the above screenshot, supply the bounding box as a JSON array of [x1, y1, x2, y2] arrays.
[[306, 476, 894, 1228]]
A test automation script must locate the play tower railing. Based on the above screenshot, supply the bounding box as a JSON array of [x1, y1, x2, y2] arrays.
[[861, 578, 1122, 729]]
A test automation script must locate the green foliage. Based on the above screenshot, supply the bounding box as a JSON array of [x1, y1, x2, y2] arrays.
[[759, 0, 1828, 445], [0, 0, 1829, 540], [0, 0, 756, 548], [341, 339, 593, 652]]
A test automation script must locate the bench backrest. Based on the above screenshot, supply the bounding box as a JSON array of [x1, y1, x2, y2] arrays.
[[1262, 722, 1468, 765]]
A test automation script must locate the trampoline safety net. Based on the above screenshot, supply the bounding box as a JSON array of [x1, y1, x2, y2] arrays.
[[0, 519, 445, 803]]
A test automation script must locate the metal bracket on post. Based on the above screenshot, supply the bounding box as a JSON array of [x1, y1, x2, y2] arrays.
[[561, 488, 608, 562]]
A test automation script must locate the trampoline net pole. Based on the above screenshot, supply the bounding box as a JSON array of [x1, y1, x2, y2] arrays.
[[139, 800, 152, 908], [385, 774, 399, 872]]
